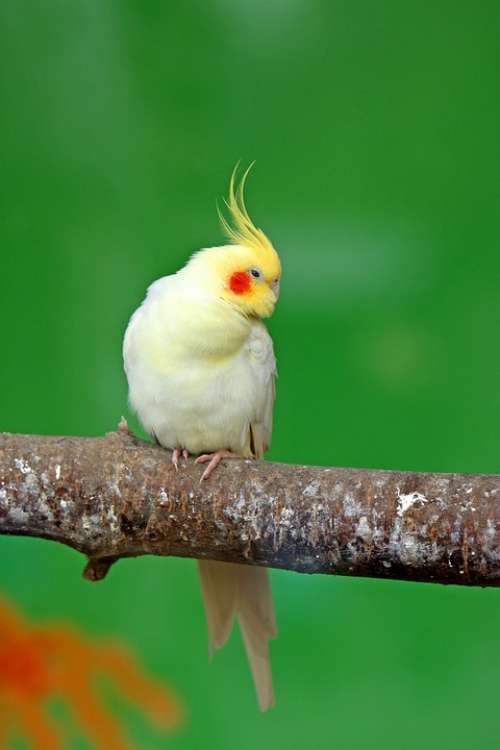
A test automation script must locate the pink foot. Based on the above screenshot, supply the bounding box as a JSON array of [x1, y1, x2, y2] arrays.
[[195, 450, 238, 482], [172, 448, 189, 470]]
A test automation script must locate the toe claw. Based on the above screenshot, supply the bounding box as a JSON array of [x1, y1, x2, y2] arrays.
[[200, 460, 218, 482], [196, 450, 239, 482], [195, 454, 210, 465]]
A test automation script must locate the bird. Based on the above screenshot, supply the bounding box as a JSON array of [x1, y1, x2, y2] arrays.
[[123, 165, 281, 710]]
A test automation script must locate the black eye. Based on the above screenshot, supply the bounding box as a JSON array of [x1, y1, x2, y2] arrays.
[[250, 268, 261, 279]]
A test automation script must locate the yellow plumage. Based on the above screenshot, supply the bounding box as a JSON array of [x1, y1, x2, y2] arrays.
[[218, 163, 277, 260], [123, 166, 280, 709]]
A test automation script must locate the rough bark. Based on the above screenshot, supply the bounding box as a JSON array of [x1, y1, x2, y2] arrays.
[[0, 425, 499, 586]]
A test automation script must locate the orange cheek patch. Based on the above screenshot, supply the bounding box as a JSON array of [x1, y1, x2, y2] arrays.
[[229, 271, 251, 295]]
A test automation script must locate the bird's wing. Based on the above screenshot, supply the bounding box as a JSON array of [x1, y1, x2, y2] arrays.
[[247, 321, 277, 459]]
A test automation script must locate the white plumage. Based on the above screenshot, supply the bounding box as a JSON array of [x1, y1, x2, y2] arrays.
[[123, 168, 281, 710], [123, 258, 276, 458]]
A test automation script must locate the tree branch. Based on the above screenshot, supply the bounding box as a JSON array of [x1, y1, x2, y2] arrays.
[[0, 425, 499, 586]]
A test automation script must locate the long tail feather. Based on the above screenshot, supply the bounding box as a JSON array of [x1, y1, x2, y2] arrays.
[[197, 560, 237, 656], [235, 565, 277, 710], [198, 560, 277, 710]]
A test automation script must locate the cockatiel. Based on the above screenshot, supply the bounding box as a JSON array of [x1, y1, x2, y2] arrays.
[[123, 167, 281, 710]]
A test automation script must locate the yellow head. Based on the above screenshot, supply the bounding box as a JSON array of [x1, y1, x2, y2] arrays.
[[203, 165, 281, 319]]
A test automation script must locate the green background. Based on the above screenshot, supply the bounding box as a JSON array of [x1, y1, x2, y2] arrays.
[[1, 1, 500, 748]]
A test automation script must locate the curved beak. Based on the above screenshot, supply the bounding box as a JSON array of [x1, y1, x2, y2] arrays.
[[271, 279, 280, 302]]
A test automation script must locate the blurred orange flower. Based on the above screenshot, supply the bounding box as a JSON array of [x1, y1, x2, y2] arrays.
[[0, 596, 183, 749]]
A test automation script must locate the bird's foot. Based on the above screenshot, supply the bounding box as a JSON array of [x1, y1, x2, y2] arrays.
[[195, 450, 239, 482], [172, 447, 189, 471]]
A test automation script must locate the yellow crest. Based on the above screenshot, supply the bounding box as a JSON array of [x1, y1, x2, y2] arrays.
[[218, 163, 275, 257]]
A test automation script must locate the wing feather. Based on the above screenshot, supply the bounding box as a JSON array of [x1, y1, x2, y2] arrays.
[[247, 322, 277, 459]]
